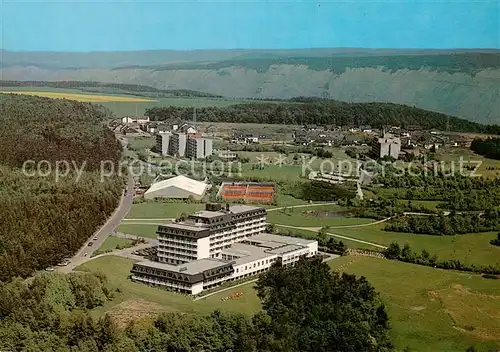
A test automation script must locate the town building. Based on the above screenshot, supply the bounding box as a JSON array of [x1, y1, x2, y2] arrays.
[[131, 205, 318, 294], [156, 132, 171, 156], [186, 135, 213, 159], [217, 150, 238, 161], [372, 133, 401, 159], [143, 175, 209, 201]]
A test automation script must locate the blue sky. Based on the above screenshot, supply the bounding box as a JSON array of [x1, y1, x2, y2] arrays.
[[1, 0, 498, 51]]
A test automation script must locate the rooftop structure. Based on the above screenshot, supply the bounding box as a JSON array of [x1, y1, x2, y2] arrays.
[[144, 175, 209, 201]]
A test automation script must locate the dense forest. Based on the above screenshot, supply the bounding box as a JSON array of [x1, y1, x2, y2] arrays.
[[0, 259, 393, 352], [0, 94, 123, 281], [145, 102, 500, 135], [470, 137, 500, 160], [0, 80, 222, 98]]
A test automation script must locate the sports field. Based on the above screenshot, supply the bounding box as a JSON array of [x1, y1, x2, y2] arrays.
[[0, 90, 154, 102]]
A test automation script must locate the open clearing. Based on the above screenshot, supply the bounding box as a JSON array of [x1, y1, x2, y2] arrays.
[[0, 90, 154, 102], [329, 256, 500, 352], [97, 236, 135, 252]]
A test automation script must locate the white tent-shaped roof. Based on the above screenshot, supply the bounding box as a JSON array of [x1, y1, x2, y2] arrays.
[[144, 175, 208, 200]]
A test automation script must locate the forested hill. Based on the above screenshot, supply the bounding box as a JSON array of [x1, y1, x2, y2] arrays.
[[0, 94, 123, 281], [146, 101, 500, 135]]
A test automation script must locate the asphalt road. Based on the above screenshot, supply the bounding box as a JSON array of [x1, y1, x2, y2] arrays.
[[58, 176, 135, 273]]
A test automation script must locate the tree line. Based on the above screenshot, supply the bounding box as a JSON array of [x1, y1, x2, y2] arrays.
[[0, 259, 394, 352], [384, 242, 500, 275], [384, 210, 500, 236], [470, 137, 500, 160], [145, 102, 500, 135], [0, 94, 123, 281]]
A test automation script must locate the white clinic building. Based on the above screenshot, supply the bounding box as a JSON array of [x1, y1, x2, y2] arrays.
[[131, 204, 318, 294]]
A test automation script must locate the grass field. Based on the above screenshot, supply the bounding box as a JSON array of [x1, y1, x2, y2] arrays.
[[117, 224, 159, 239], [98, 236, 135, 252], [267, 205, 375, 228], [77, 256, 261, 325], [0, 90, 154, 102], [126, 202, 206, 219], [329, 256, 500, 352], [331, 224, 500, 268]]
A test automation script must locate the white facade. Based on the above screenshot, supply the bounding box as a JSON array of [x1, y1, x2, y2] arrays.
[[156, 133, 171, 156], [186, 138, 213, 159], [132, 206, 318, 294]]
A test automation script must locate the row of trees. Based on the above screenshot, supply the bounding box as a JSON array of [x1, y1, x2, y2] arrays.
[[145, 101, 500, 134], [470, 137, 500, 160], [383, 242, 500, 275], [384, 211, 500, 236], [0, 259, 394, 352], [0, 94, 124, 281]]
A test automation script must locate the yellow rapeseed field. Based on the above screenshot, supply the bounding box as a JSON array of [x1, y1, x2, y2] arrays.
[[0, 91, 155, 103]]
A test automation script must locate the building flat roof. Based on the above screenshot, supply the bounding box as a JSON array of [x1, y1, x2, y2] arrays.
[[135, 258, 230, 276], [249, 233, 316, 246], [222, 243, 275, 266], [162, 222, 208, 232]]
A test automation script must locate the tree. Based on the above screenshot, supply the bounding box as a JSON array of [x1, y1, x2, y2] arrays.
[[255, 257, 393, 352], [384, 242, 401, 259]]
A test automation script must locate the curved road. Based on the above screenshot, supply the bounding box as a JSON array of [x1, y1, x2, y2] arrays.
[[58, 174, 135, 273]]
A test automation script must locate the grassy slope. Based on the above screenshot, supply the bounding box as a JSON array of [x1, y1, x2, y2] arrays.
[[77, 256, 261, 318], [98, 236, 135, 252], [329, 256, 500, 352], [331, 224, 500, 268]]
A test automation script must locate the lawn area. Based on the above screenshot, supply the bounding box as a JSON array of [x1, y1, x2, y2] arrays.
[[77, 256, 261, 322], [97, 236, 135, 252], [267, 205, 375, 227], [117, 224, 159, 239], [126, 202, 206, 219], [332, 224, 500, 268], [328, 256, 500, 352], [127, 136, 156, 151]]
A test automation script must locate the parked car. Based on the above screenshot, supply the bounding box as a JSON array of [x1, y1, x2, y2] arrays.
[[93, 236, 98, 241], [88, 242, 93, 247], [45, 267, 55, 272]]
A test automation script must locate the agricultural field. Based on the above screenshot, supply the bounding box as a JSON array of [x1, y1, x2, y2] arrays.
[[0, 88, 154, 102], [329, 256, 500, 352]]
